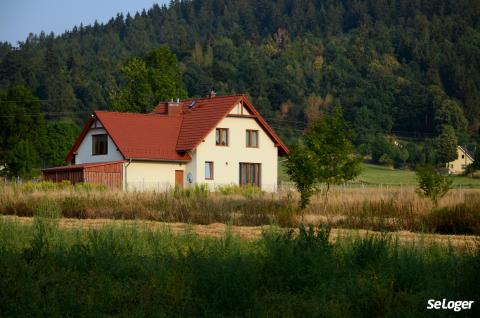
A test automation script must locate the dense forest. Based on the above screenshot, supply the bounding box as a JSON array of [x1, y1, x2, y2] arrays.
[[1, 0, 480, 176]]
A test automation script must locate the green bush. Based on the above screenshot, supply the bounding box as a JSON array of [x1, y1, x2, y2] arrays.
[[416, 165, 452, 206], [216, 184, 263, 197]]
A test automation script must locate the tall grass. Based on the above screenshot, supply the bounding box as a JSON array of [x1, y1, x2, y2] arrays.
[[0, 218, 478, 317], [1, 181, 479, 234]]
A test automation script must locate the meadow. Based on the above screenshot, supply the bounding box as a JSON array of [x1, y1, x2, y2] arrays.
[[279, 163, 480, 188], [1, 181, 479, 235], [0, 216, 479, 317]]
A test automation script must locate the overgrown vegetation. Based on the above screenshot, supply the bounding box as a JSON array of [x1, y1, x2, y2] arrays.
[[1, 182, 479, 235], [0, 218, 478, 317]]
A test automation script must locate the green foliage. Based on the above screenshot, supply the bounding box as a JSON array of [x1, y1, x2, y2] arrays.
[[286, 107, 361, 209], [378, 154, 394, 167], [110, 58, 153, 113], [434, 98, 468, 135], [146, 47, 188, 102], [0, 86, 46, 177], [45, 119, 80, 166], [1, 0, 479, 152], [111, 47, 187, 113], [473, 147, 480, 170], [216, 184, 263, 197], [284, 143, 318, 209], [436, 125, 458, 165], [415, 165, 453, 206], [6, 141, 39, 179], [0, 220, 478, 317]]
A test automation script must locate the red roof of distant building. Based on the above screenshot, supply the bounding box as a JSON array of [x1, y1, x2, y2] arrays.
[[66, 95, 288, 163]]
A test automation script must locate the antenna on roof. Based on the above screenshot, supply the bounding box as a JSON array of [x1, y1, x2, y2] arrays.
[[208, 86, 216, 99], [188, 100, 197, 110]]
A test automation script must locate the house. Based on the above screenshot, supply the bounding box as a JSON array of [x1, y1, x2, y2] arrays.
[[446, 146, 474, 174], [42, 94, 289, 191]]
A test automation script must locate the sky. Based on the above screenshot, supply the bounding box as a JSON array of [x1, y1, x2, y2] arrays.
[[0, 0, 169, 45]]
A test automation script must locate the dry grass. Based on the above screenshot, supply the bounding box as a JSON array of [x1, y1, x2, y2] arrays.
[[0, 181, 479, 235], [2, 215, 478, 251]]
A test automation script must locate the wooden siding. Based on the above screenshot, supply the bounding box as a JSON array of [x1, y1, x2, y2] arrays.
[[43, 169, 84, 184], [84, 163, 123, 188], [42, 162, 123, 189]]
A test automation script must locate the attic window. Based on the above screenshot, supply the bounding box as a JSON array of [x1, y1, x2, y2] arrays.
[[92, 134, 108, 155], [216, 128, 229, 146], [462, 154, 465, 159]]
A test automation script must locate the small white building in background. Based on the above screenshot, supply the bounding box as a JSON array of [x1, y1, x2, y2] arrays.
[[446, 146, 474, 174], [42, 94, 289, 191]]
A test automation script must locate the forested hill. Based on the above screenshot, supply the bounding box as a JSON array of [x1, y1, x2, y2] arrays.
[[1, 0, 480, 146]]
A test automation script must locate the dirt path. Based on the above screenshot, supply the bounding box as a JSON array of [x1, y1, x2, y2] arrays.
[[2, 215, 478, 250]]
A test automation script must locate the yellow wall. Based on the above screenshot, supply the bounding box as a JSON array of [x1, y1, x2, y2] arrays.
[[188, 115, 279, 191], [447, 147, 473, 174], [125, 161, 185, 191]]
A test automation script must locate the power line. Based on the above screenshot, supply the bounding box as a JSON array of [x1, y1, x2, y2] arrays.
[[0, 111, 93, 118], [0, 98, 82, 104]]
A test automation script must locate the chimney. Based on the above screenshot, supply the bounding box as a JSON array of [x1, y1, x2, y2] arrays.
[[208, 88, 216, 99], [167, 99, 182, 116]]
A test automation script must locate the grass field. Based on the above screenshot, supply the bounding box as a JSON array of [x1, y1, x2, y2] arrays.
[[0, 217, 478, 317], [280, 162, 480, 188], [1, 181, 479, 235]]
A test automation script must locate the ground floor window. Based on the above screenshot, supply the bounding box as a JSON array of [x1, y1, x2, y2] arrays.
[[205, 161, 214, 180], [239, 162, 261, 187]]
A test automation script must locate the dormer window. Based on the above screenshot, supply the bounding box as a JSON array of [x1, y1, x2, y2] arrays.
[[216, 128, 229, 146], [92, 134, 108, 155]]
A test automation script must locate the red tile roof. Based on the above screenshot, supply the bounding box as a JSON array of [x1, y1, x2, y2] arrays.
[[176, 95, 245, 151], [95, 111, 191, 161], [66, 95, 288, 163]]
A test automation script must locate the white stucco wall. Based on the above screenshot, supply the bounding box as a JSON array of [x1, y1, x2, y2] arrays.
[[75, 128, 124, 164], [187, 116, 279, 192], [125, 161, 186, 191], [229, 102, 251, 115]]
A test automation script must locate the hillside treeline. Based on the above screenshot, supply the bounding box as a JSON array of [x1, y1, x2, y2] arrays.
[[1, 0, 479, 173]]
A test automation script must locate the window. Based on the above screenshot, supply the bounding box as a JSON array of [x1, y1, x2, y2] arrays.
[[462, 154, 465, 159], [239, 163, 261, 187], [205, 161, 214, 180], [92, 134, 108, 155], [216, 128, 229, 146], [246, 130, 259, 147]]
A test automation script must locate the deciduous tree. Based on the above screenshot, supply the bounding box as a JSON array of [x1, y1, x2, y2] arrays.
[[286, 107, 361, 209]]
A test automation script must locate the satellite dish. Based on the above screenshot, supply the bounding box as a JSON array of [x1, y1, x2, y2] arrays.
[[187, 172, 193, 184]]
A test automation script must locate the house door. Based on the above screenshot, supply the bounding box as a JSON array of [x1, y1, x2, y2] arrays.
[[175, 170, 184, 189]]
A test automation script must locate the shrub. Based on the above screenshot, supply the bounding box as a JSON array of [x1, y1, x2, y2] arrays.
[[379, 154, 394, 167], [216, 184, 263, 197], [423, 200, 480, 235], [415, 165, 452, 206]]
